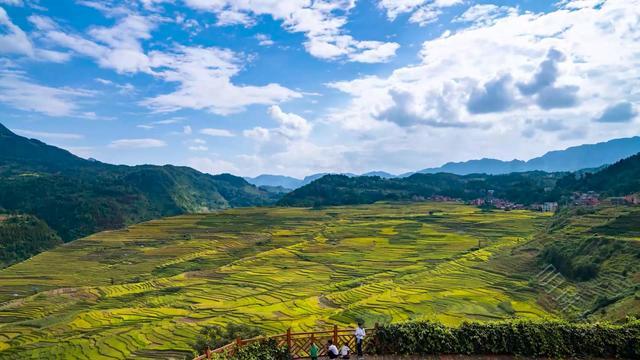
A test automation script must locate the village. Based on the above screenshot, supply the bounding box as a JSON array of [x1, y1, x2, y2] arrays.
[[427, 191, 640, 212]]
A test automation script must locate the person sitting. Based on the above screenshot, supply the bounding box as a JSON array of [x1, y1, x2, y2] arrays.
[[340, 343, 351, 359], [327, 340, 339, 359]]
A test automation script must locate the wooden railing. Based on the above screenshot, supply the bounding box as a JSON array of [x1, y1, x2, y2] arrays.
[[194, 325, 376, 360]]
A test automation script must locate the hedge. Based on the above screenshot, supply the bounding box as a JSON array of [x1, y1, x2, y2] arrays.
[[370, 319, 640, 358]]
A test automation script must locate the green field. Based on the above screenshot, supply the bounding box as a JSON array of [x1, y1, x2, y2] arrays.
[[0, 203, 555, 359]]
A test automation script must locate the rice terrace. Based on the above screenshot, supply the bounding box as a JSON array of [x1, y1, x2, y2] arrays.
[[0, 203, 557, 358]]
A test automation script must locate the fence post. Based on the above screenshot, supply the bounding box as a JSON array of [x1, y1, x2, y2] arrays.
[[333, 325, 338, 344], [286, 327, 292, 352], [373, 322, 379, 354]]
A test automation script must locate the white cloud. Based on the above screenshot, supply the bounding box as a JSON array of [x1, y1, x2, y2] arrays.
[[0, 0, 24, 6], [188, 145, 208, 151], [454, 4, 517, 26], [30, 13, 155, 73], [182, 0, 400, 63], [0, 9, 69, 62], [183, 125, 192, 135], [108, 138, 167, 149], [0, 71, 93, 117], [243, 106, 312, 145], [316, 0, 640, 173], [243, 126, 270, 141], [378, 0, 464, 24], [267, 105, 312, 139], [200, 128, 235, 137], [255, 33, 274, 46], [13, 129, 84, 140], [142, 46, 301, 115]]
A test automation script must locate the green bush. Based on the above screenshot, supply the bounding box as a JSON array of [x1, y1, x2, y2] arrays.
[[192, 324, 264, 355], [370, 319, 640, 358], [233, 339, 290, 360]]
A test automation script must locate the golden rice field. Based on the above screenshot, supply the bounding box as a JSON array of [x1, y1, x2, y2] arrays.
[[0, 202, 554, 359]]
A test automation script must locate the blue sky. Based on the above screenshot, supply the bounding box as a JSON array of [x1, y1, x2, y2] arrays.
[[0, 0, 638, 177]]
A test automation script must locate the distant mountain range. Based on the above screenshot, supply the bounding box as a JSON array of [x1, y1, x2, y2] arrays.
[[417, 136, 640, 175], [248, 136, 640, 188], [279, 152, 640, 208]]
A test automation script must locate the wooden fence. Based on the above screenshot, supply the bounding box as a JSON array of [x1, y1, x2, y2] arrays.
[[194, 325, 376, 360]]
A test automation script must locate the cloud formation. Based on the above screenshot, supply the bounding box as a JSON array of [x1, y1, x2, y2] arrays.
[[182, 0, 400, 63], [595, 102, 638, 123]]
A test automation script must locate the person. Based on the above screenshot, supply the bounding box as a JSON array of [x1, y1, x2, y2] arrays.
[[327, 340, 339, 359], [340, 343, 350, 359], [310, 341, 319, 360], [354, 322, 365, 358], [205, 345, 212, 360]]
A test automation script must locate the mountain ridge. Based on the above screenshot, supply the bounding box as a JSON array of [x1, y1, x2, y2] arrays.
[[247, 136, 640, 188], [0, 123, 278, 266]]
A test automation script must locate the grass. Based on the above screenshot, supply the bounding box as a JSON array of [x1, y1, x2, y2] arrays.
[[0, 202, 555, 359]]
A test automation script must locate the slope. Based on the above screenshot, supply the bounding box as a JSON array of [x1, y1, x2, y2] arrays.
[[0, 203, 554, 359], [0, 123, 277, 261]]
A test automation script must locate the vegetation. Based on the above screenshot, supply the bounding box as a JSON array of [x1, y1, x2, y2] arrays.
[[193, 324, 264, 354], [278, 151, 640, 207], [371, 319, 640, 358], [0, 123, 277, 265], [230, 339, 290, 360], [556, 152, 640, 196], [0, 214, 62, 268], [531, 205, 640, 320], [0, 203, 558, 359], [278, 172, 565, 207]]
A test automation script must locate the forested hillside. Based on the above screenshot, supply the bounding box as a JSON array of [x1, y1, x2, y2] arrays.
[[0, 123, 277, 265], [526, 205, 640, 320], [0, 215, 62, 268], [278, 171, 565, 207], [279, 153, 640, 207]]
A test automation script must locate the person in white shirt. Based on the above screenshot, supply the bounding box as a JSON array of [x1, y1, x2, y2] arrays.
[[354, 322, 365, 358], [340, 343, 350, 359], [327, 340, 339, 359]]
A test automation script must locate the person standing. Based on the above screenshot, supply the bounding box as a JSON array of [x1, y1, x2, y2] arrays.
[[309, 341, 319, 360], [354, 322, 365, 358]]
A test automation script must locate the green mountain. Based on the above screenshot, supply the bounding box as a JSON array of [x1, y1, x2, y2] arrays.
[[278, 171, 565, 207], [0, 214, 62, 268], [524, 205, 640, 320], [0, 123, 278, 264], [556, 153, 640, 196], [279, 152, 640, 207]]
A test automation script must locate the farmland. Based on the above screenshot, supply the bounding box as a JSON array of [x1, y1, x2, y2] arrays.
[[0, 203, 554, 359]]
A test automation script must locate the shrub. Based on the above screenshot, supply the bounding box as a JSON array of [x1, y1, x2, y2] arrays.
[[192, 324, 264, 355], [369, 319, 640, 358]]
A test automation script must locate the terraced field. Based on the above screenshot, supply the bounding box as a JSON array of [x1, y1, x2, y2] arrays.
[[0, 203, 554, 359]]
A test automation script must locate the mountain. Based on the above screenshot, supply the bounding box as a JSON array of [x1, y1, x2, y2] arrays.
[[247, 172, 386, 189], [278, 171, 565, 207], [0, 123, 278, 261], [279, 150, 640, 207], [0, 214, 62, 268], [417, 136, 640, 175], [556, 152, 640, 196], [361, 171, 396, 178], [245, 174, 304, 190]]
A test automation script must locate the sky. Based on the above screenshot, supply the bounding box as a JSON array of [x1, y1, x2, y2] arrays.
[[0, 0, 638, 178]]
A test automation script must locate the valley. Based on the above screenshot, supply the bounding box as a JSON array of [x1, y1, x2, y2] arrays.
[[0, 202, 557, 359]]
